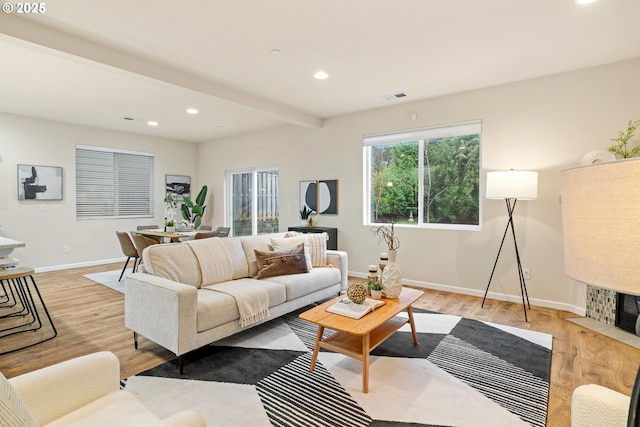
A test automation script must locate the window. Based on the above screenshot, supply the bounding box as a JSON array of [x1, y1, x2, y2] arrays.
[[226, 168, 279, 236], [363, 120, 481, 230], [76, 145, 154, 219]]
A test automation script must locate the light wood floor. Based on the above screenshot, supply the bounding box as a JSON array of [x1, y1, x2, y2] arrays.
[[2, 262, 639, 427]]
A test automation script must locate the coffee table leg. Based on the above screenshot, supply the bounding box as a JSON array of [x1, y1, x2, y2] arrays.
[[407, 306, 419, 344], [362, 333, 370, 393], [310, 326, 324, 371]]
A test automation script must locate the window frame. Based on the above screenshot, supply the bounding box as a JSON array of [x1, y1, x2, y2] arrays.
[[75, 145, 154, 220], [363, 120, 482, 231], [225, 167, 279, 236]]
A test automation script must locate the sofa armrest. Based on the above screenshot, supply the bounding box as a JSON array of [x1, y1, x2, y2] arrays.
[[326, 250, 348, 291], [571, 383, 630, 427], [157, 409, 207, 427], [9, 351, 120, 426], [125, 272, 199, 356]]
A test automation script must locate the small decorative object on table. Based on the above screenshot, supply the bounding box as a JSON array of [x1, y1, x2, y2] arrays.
[[364, 277, 383, 300], [299, 206, 312, 227], [165, 220, 175, 233], [346, 282, 368, 304], [372, 221, 402, 298]]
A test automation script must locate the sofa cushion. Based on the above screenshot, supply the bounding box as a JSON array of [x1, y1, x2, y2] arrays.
[[270, 235, 312, 270], [220, 237, 249, 279], [285, 232, 328, 267], [143, 243, 202, 288], [255, 245, 308, 279], [0, 371, 37, 427], [263, 267, 341, 301], [43, 390, 160, 427], [198, 279, 286, 332], [240, 233, 287, 277], [185, 238, 234, 286]]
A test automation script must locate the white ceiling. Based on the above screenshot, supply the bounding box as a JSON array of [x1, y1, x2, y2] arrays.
[[1, 0, 639, 143]]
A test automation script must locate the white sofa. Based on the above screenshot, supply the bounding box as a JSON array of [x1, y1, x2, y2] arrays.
[[1, 351, 205, 426], [124, 232, 348, 372]]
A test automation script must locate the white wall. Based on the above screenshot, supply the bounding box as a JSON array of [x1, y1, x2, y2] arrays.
[[0, 113, 198, 270], [198, 58, 640, 313]]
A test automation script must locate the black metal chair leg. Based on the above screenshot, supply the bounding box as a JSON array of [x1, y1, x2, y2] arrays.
[[179, 355, 184, 375], [133, 331, 138, 349], [119, 257, 131, 281]]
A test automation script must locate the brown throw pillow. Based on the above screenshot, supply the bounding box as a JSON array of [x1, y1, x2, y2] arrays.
[[254, 244, 309, 279]]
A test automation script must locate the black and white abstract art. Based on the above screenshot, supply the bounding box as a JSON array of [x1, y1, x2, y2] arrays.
[[17, 164, 63, 200]]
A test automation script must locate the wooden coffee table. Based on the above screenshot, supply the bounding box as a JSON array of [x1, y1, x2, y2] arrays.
[[299, 287, 424, 393]]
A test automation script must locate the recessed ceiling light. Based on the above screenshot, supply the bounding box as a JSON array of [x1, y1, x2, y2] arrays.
[[314, 71, 329, 80], [271, 49, 281, 55], [147, 121, 159, 127], [186, 108, 199, 114], [575, 0, 597, 4]]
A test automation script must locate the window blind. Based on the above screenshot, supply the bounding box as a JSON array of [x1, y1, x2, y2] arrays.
[[76, 145, 154, 219], [363, 120, 481, 146]]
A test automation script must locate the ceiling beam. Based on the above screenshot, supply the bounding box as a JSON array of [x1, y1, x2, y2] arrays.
[[0, 14, 322, 129]]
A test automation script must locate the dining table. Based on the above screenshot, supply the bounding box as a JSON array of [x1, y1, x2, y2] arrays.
[[132, 229, 198, 243]]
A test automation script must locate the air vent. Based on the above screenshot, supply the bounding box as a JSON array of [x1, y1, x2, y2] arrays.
[[382, 93, 407, 101]]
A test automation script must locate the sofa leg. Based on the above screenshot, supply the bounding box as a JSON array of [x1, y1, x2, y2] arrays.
[[133, 332, 138, 349], [178, 355, 184, 375]]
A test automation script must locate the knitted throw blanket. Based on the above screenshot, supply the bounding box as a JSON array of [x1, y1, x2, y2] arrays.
[[208, 281, 270, 328]]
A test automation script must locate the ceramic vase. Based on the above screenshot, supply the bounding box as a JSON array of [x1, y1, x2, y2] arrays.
[[381, 249, 402, 298]]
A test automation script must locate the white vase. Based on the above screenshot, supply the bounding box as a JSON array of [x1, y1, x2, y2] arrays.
[[381, 249, 402, 298]]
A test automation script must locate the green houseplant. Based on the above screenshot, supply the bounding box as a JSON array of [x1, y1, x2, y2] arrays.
[[364, 277, 383, 299], [608, 119, 640, 158], [299, 206, 313, 226], [180, 185, 208, 229]]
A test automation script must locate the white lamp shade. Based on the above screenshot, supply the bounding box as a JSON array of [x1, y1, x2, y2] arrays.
[[486, 170, 538, 200], [561, 158, 640, 294]]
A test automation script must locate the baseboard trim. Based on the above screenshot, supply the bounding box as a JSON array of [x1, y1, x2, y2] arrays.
[[348, 271, 585, 317], [35, 258, 124, 273]]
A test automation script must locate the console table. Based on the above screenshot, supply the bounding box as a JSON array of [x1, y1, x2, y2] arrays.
[[287, 226, 338, 250]]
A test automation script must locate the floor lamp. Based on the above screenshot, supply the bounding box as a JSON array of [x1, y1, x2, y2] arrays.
[[482, 170, 538, 321]]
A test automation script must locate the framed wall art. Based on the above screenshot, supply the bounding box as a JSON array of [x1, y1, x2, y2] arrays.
[[165, 175, 191, 202], [17, 164, 63, 200], [318, 179, 338, 214], [299, 179, 338, 215], [299, 180, 317, 212]]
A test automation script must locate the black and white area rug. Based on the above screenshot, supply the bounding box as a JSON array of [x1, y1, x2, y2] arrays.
[[124, 307, 552, 427]]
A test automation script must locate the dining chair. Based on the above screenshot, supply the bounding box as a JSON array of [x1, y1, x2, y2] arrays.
[[115, 231, 139, 281], [194, 231, 220, 240], [131, 233, 151, 258], [215, 226, 230, 237]]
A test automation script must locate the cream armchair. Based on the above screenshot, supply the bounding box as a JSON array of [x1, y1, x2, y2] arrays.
[[2, 351, 205, 426]]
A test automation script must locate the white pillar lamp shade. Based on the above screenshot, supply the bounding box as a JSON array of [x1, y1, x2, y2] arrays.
[[486, 170, 538, 200], [561, 158, 640, 294]]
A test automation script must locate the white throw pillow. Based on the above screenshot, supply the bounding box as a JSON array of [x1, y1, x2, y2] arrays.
[[270, 236, 312, 271], [304, 232, 328, 267]]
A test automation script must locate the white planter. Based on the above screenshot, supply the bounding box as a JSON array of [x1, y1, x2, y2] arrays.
[[370, 290, 383, 300], [300, 219, 310, 227], [381, 249, 402, 298]]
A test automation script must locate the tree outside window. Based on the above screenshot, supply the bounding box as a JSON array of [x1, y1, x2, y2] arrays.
[[365, 121, 481, 229]]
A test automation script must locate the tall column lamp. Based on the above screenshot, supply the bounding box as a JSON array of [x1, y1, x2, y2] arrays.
[[482, 170, 538, 321]]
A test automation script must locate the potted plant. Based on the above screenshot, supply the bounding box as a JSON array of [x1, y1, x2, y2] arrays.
[[364, 277, 383, 299], [165, 219, 175, 233], [608, 119, 640, 158], [299, 206, 313, 227], [180, 185, 207, 229]]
